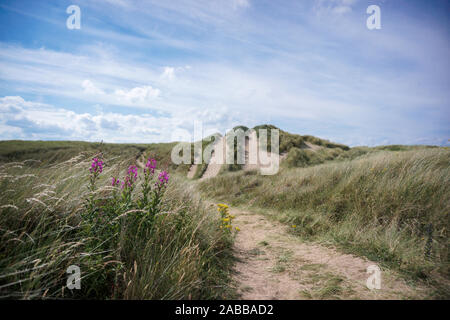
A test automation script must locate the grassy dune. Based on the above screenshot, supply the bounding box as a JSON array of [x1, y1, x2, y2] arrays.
[[1, 138, 448, 299], [0, 140, 194, 175], [0, 142, 234, 299], [199, 148, 450, 297]]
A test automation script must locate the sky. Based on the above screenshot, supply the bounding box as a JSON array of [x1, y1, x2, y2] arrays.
[[0, 0, 449, 146]]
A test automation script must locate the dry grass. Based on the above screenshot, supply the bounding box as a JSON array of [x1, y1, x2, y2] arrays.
[[0, 146, 235, 299], [199, 148, 450, 298]]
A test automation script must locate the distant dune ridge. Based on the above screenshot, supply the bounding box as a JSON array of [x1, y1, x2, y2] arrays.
[[184, 124, 352, 180]]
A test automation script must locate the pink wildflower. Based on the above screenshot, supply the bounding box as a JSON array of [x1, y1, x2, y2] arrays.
[[156, 171, 169, 188], [90, 157, 104, 174], [145, 158, 157, 174], [127, 165, 138, 180], [111, 177, 120, 187]]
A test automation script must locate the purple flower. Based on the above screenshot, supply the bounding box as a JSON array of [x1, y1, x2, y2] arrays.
[[145, 158, 157, 174], [120, 165, 138, 190], [111, 177, 120, 187], [121, 176, 132, 189], [127, 165, 138, 180], [156, 170, 169, 188], [90, 157, 104, 174]]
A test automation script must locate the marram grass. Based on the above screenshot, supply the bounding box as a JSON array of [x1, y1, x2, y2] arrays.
[[0, 150, 234, 299], [199, 148, 450, 298]]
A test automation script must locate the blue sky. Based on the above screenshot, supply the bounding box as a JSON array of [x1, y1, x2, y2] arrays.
[[0, 0, 449, 146]]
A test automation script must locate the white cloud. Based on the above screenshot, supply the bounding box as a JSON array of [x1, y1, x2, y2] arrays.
[[1, 42, 446, 146], [82, 79, 161, 107], [314, 0, 357, 15], [0, 96, 240, 143], [82, 80, 104, 95], [161, 67, 175, 80], [0, 96, 167, 142], [160, 66, 193, 81], [0, 0, 449, 147], [114, 86, 161, 104]]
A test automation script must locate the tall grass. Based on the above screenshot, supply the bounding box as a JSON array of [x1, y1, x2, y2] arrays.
[[284, 147, 344, 168], [253, 124, 350, 153], [0, 149, 234, 299], [199, 148, 450, 296], [0, 140, 194, 176]]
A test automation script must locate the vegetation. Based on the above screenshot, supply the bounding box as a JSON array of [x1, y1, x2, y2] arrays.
[[253, 124, 350, 153], [190, 135, 219, 179], [0, 142, 234, 299], [216, 124, 350, 175], [283, 143, 439, 169], [284, 147, 344, 168], [1, 128, 448, 299], [199, 148, 450, 297], [217, 203, 239, 233]]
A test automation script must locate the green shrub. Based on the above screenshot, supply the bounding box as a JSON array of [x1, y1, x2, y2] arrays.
[[285, 147, 310, 167]]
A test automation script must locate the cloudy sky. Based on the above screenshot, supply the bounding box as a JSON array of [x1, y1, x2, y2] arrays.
[[0, 0, 449, 146]]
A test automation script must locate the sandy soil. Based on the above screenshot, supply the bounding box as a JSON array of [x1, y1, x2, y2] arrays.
[[187, 164, 197, 179], [303, 141, 322, 151], [200, 136, 226, 180], [198, 132, 315, 179], [229, 207, 428, 300]]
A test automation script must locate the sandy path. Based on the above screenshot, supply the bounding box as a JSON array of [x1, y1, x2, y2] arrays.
[[242, 130, 283, 175], [200, 130, 290, 179], [243, 131, 259, 172], [303, 141, 322, 151], [187, 164, 197, 179], [230, 207, 427, 300], [200, 137, 226, 180]]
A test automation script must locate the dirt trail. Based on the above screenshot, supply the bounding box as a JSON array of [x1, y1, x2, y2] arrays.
[[198, 131, 301, 179], [303, 141, 322, 151], [187, 164, 197, 179], [200, 136, 226, 180], [242, 131, 259, 172], [242, 130, 282, 175], [230, 207, 427, 300]]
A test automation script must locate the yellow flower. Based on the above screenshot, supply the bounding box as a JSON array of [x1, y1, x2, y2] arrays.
[[235, 227, 240, 231], [229, 215, 235, 219], [225, 224, 232, 228], [222, 218, 230, 222], [292, 225, 297, 228], [217, 203, 229, 208]]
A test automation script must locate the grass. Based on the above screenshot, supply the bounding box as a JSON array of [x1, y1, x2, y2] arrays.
[[217, 124, 350, 175], [0, 142, 235, 299], [2, 135, 448, 299], [299, 263, 327, 271], [283, 143, 437, 169], [271, 264, 286, 273], [177, 134, 219, 179], [299, 268, 355, 300], [199, 147, 450, 297], [306, 274, 347, 299], [0, 139, 206, 178], [283, 146, 344, 168], [253, 124, 350, 153], [271, 250, 293, 273]]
